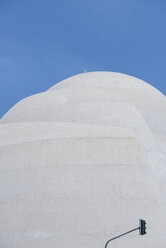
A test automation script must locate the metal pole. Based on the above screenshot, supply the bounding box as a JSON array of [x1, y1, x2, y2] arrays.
[[104, 227, 140, 248]]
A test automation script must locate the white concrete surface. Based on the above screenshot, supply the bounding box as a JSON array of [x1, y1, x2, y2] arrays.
[[0, 71, 166, 247]]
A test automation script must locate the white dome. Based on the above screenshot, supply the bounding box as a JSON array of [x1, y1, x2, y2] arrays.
[[0, 71, 166, 248]]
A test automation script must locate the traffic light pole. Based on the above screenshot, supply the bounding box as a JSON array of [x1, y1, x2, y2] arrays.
[[104, 227, 140, 248]]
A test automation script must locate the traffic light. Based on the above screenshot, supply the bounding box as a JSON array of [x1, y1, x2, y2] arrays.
[[139, 219, 146, 235]]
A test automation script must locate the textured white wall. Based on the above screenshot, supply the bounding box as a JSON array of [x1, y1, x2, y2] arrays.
[[0, 72, 166, 247]]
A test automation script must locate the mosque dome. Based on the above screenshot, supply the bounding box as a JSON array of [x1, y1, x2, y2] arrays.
[[0, 71, 166, 247]]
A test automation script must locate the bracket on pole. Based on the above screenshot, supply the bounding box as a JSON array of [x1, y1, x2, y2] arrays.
[[104, 219, 146, 248]]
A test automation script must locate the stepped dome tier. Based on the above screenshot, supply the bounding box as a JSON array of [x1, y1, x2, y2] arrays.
[[0, 71, 166, 248]]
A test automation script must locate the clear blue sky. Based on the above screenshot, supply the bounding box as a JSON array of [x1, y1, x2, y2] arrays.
[[0, 0, 166, 118]]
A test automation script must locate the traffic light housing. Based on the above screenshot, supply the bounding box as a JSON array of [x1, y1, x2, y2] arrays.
[[139, 219, 146, 235]]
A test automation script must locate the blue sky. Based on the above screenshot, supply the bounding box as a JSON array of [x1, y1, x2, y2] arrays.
[[0, 0, 166, 118]]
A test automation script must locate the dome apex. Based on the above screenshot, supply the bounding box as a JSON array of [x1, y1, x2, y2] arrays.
[[47, 71, 153, 92]]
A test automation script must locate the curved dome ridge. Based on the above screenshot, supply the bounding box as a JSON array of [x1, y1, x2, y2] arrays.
[[47, 71, 160, 95]]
